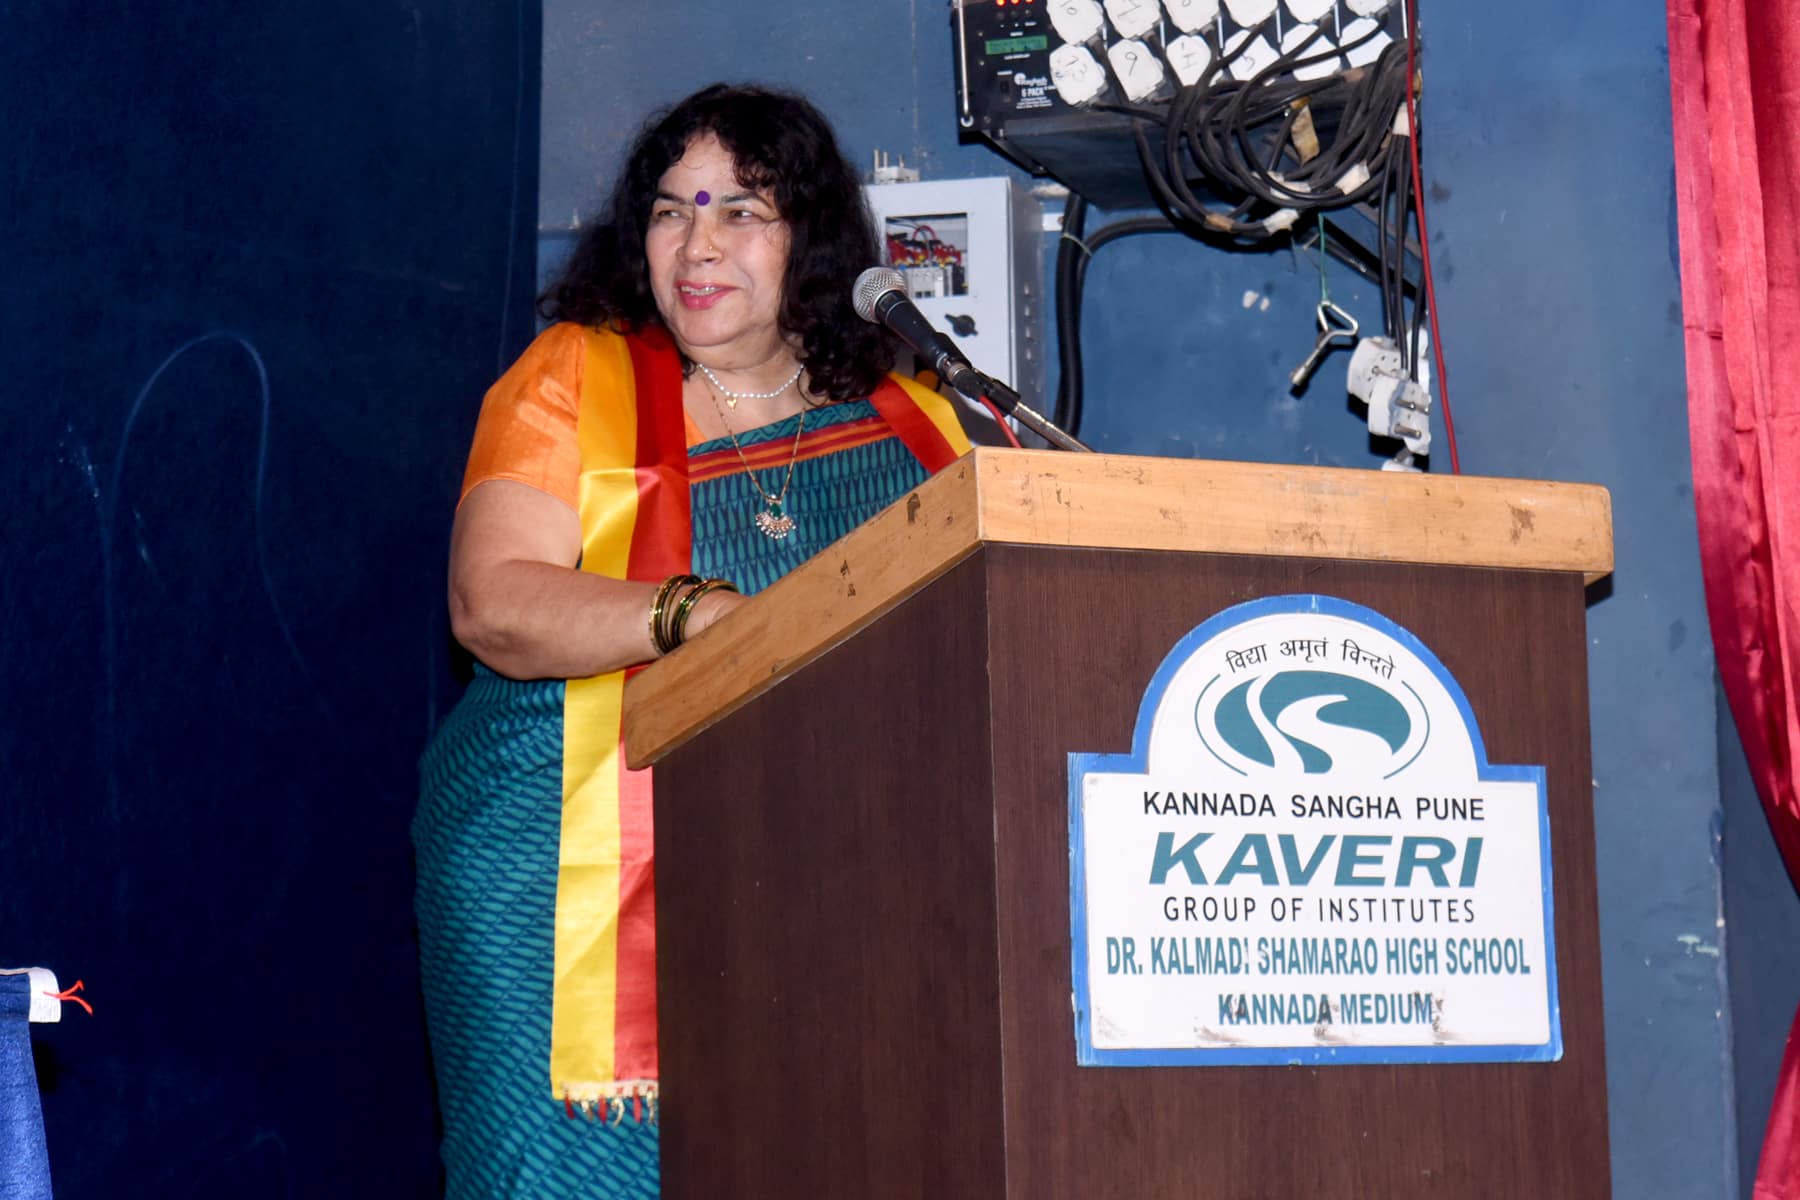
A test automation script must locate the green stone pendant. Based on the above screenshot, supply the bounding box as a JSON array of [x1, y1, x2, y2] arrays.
[[754, 500, 796, 540]]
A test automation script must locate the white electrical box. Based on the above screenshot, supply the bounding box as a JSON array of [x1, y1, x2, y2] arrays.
[[863, 177, 1045, 419]]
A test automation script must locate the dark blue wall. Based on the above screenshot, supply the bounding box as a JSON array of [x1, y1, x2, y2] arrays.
[[3, 3, 538, 1194], [1414, 4, 1732, 1195], [539, 1, 1761, 1196]]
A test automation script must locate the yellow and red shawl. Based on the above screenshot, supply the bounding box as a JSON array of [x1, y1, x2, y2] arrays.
[[554, 324, 968, 1107]]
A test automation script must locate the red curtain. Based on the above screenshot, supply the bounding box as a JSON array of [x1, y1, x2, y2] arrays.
[[1667, 0, 1800, 1194]]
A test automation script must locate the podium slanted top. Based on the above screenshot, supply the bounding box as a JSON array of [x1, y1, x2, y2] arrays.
[[622, 448, 1613, 767]]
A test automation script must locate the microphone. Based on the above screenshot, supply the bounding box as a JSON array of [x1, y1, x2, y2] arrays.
[[852, 267, 1091, 452], [852, 267, 983, 395]]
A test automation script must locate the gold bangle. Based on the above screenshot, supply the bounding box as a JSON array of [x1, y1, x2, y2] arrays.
[[669, 578, 738, 650], [649, 574, 700, 656], [658, 579, 694, 654], [658, 575, 706, 654]]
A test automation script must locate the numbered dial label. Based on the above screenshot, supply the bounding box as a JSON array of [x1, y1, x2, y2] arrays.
[[1222, 0, 1278, 26], [1104, 0, 1163, 40], [1163, 0, 1220, 33], [1050, 42, 1109, 104], [1108, 38, 1170, 101], [1343, 16, 1393, 67], [1283, 22, 1342, 80], [1224, 28, 1280, 80], [1165, 33, 1215, 86], [1049, 0, 1107, 45]]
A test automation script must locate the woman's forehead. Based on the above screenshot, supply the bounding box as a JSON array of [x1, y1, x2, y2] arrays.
[[654, 136, 783, 212], [661, 135, 754, 191]]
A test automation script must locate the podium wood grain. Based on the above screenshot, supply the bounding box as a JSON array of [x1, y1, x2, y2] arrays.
[[625, 449, 1612, 769]]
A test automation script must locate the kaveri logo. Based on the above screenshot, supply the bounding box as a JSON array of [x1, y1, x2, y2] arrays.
[[1197, 668, 1429, 779]]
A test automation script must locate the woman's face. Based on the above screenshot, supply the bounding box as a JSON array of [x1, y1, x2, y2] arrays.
[[645, 134, 792, 368]]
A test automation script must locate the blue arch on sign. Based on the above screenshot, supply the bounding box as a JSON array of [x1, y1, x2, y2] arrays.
[[1067, 592, 1561, 1068]]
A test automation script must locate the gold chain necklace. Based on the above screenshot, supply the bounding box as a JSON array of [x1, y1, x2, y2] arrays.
[[706, 385, 805, 540]]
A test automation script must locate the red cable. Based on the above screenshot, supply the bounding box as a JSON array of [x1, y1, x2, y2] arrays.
[[1404, 0, 1461, 474], [980, 397, 1025, 448]]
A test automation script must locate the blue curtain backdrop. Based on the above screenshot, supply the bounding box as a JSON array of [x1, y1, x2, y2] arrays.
[[1, 3, 539, 1194]]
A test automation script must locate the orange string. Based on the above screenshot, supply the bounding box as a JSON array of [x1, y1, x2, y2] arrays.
[[46, 979, 93, 1016]]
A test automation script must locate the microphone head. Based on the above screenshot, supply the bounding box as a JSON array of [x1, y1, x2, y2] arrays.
[[852, 266, 907, 323]]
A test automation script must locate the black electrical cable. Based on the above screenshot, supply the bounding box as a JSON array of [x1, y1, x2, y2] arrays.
[[1053, 210, 1186, 439], [1407, 179, 1428, 377], [1392, 125, 1416, 371], [1376, 140, 1395, 344], [1081, 217, 1181, 279], [1379, 141, 1405, 367], [1048, 13, 1428, 431], [1190, 35, 1375, 192], [1054, 190, 1089, 434], [1144, 26, 1404, 238]]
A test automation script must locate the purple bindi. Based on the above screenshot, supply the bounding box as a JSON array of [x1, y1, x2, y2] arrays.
[[694, 190, 711, 206]]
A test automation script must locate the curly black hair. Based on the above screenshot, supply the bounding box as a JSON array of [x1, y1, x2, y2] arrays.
[[538, 83, 898, 404]]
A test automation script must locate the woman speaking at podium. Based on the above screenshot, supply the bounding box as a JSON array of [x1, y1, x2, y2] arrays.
[[412, 84, 970, 1198]]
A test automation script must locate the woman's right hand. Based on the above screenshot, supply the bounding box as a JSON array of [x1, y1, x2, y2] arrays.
[[679, 586, 748, 643]]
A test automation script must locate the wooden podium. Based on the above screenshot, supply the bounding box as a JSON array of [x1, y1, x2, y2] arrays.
[[624, 449, 1615, 1199]]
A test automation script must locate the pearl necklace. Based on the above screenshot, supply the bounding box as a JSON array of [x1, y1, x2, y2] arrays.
[[695, 361, 804, 409]]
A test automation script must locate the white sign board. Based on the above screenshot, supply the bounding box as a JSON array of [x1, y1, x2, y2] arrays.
[[1069, 595, 1561, 1066]]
